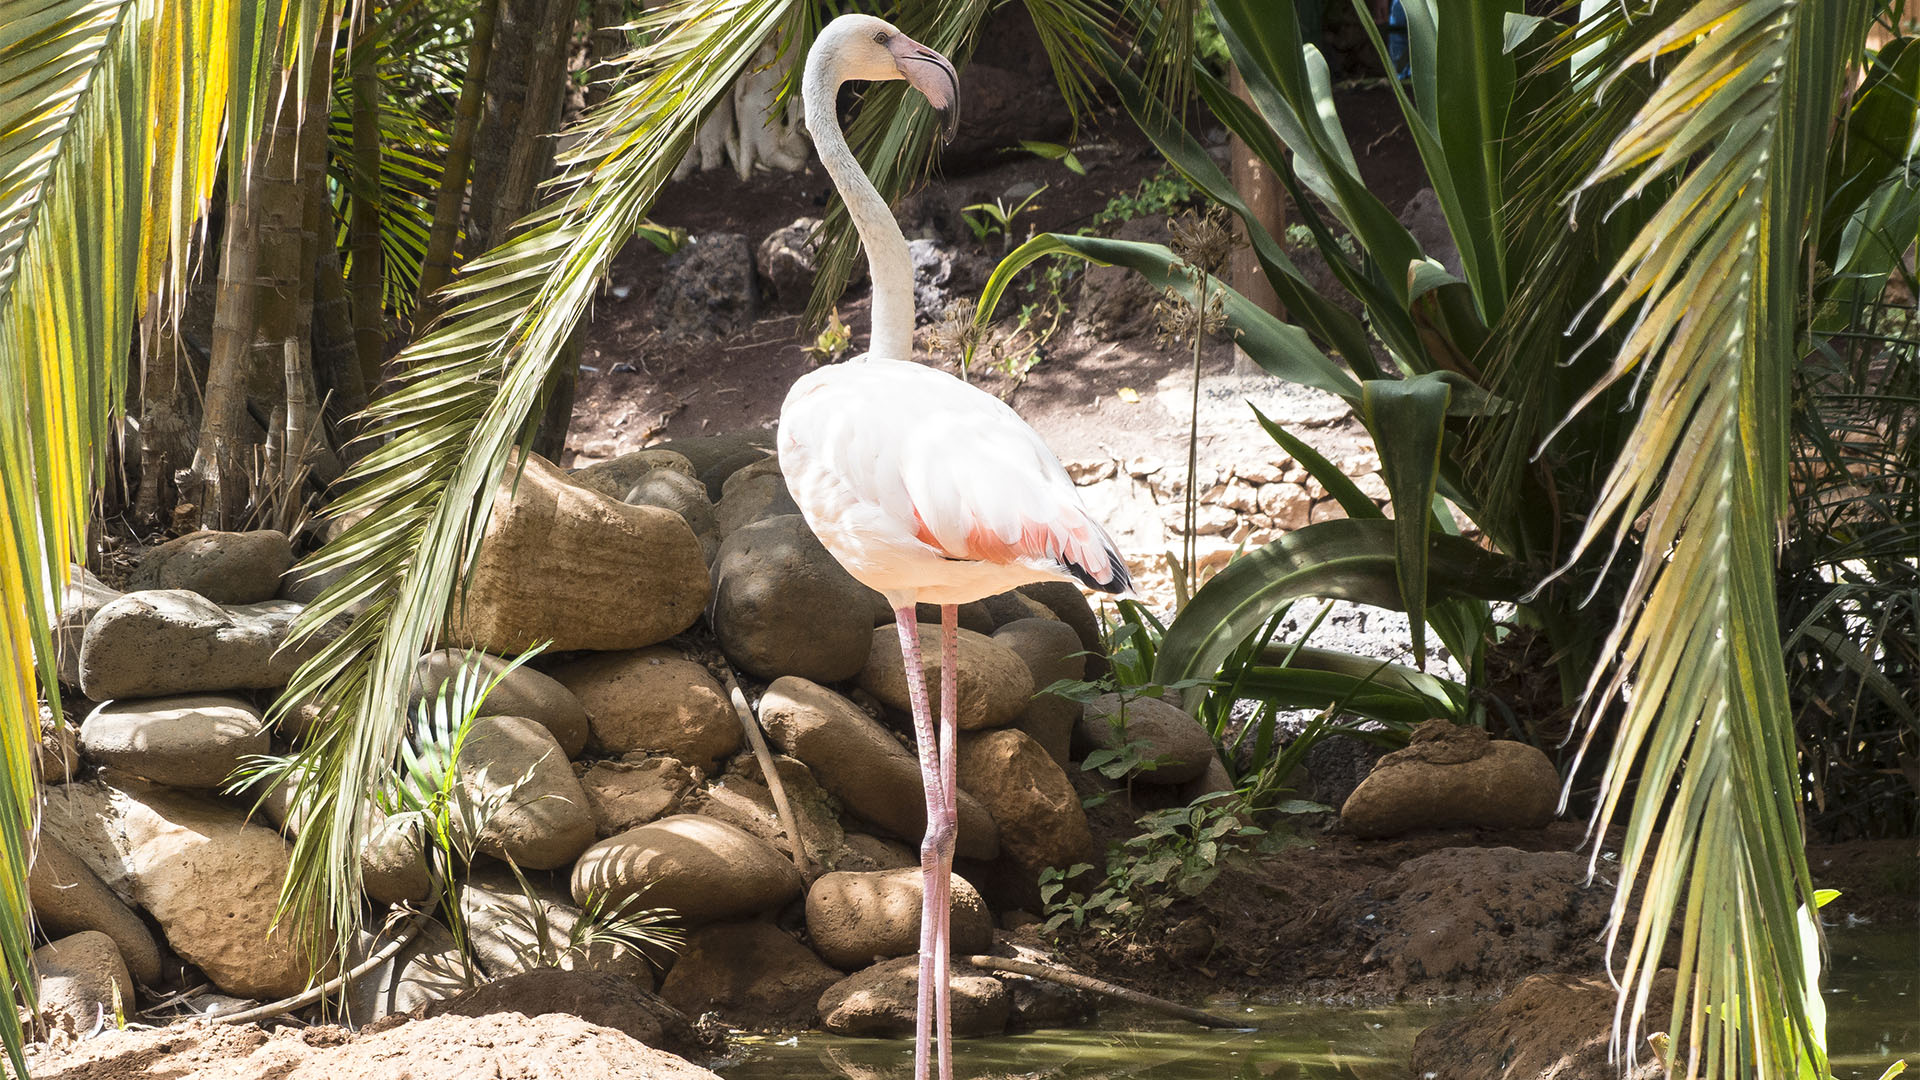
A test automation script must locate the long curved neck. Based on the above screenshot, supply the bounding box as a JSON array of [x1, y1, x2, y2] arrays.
[[804, 49, 915, 361]]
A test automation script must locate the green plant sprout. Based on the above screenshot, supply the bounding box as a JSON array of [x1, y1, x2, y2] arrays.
[[963, 185, 1048, 254], [1017, 139, 1085, 175]]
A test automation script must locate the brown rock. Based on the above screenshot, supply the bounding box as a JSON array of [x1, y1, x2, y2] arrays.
[[859, 624, 1033, 731], [129, 529, 293, 604], [805, 867, 992, 970], [35, 932, 134, 1037], [28, 835, 163, 985], [990, 618, 1086, 767], [956, 729, 1092, 873], [458, 715, 597, 870], [411, 967, 710, 1061], [817, 954, 1009, 1037], [758, 678, 998, 860], [570, 449, 698, 499], [710, 515, 873, 682], [79, 695, 268, 788], [571, 814, 803, 926], [576, 756, 698, 837], [449, 454, 708, 654], [457, 870, 654, 985], [1075, 693, 1217, 785], [55, 564, 120, 689], [685, 755, 844, 870], [551, 648, 740, 772], [1411, 970, 1674, 1080], [1340, 719, 1559, 838], [659, 921, 842, 1029], [412, 649, 590, 758], [650, 433, 775, 501]]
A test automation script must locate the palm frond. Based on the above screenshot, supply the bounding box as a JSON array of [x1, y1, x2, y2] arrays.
[[0, 0, 291, 1067], [1543, 2, 1874, 1076], [276, 0, 810, 957]]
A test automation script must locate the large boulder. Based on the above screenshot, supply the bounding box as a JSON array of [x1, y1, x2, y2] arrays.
[[449, 454, 708, 654], [859, 625, 1033, 731], [571, 814, 803, 926], [1410, 970, 1674, 1080], [990, 618, 1085, 767], [550, 648, 739, 772], [658, 920, 842, 1029], [576, 756, 699, 837], [955, 729, 1092, 874], [362, 811, 434, 905], [712, 460, 800, 539], [1075, 693, 1217, 785], [128, 529, 293, 603], [653, 232, 757, 341], [412, 649, 591, 759], [709, 514, 873, 682], [78, 591, 332, 700], [684, 754, 843, 870], [78, 695, 269, 788], [343, 918, 466, 1025], [805, 868, 992, 970], [1017, 581, 1106, 680], [457, 715, 597, 870], [457, 870, 654, 985], [1340, 719, 1560, 838], [34, 932, 133, 1038], [28, 835, 163, 985], [55, 565, 121, 689], [758, 678, 998, 860], [621, 468, 720, 565], [38, 779, 329, 999], [817, 955, 1009, 1037]]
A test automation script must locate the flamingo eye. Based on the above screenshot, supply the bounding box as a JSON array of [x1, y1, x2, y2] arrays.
[[873, 31, 889, 44]]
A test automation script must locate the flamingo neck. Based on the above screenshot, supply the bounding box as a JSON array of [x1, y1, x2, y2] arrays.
[[804, 50, 915, 362]]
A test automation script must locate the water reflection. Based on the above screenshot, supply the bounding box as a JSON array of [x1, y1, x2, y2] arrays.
[[717, 930, 1917, 1080]]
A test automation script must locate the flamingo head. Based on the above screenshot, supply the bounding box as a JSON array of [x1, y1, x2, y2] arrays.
[[818, 14, 960, 143]]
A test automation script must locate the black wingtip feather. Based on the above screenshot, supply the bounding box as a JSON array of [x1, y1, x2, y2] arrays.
[[1064, 545, 1132, 595]]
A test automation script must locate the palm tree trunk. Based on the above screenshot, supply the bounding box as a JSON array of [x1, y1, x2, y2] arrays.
[[314, 237, 366, 425], [585, 0, 625, 110], [195, 161, 266, 527], [134, 311, 198, 526], [416, 0, 500, 319], [1228, 65, 1282, 379], [348, 17, 386, 388]]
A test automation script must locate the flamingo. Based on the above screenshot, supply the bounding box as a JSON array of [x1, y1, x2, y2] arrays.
[[778, 15, 1131, 1080]]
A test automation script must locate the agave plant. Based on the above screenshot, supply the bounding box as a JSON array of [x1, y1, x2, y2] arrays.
[[978, 1, 1917, 1076]]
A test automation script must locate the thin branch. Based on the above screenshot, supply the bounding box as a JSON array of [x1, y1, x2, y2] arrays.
[[961, 955, 1248, 1029]]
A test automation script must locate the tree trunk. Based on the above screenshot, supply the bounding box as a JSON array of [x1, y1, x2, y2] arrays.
[[348, 16, 386, 389], [416, 0, 499, 320], [493, 0, 574, 242], [1228, 66, 1284, 378], [134, 310, 198, 526], [585, 0, 625, 110], [195, 146, 267, 526], [313, 239, 366, 426], [464, 0, 543, 260]]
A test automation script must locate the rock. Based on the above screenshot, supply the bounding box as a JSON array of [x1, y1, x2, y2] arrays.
[[991, 618, 1085, 767], [659, 921, 842, 1029], [755, 216, 826, 304], [34, 932, 133, 1038], [994, 936, 1094, 1029], [343, 918, 466, 1025], [620, 468, 720, 564], [449, 454, 708, 655], [710, 515, 872, 682], [955, 729, 1092, 874], [649, 433, 774, 501], [412, 650, 591, 759], [37, 714, 80, 784], [978, 589, 1056, 628], [78, 591, 333, 699], [759, 678, 998, 860], [571, 814, 803, 926], [576, 756, 699, 837], [1304, 733, 1387, 809], [886, 600, 993, 635], [78, 695, 269, 788], [1017, 580, 1106, 680], [653, 232, 757, 341], [1340, 719, 1559, 838], [1075, 693, 1217, 785], [56, 565, 121, 688], [415, 967, 709, 1061], [1410, 971, 1675, 1080], [550, 648, 739, 772], [570, 449, 699, 500], [908, 238, 992, 323], [713, 461, 799, 537], [805, 868, 992, 970], [685, 755, 843, 870], [458, 715, 597, 870], [128, 529, 293, 603], [28, 836, 163, 986], [817, 955, 1009, 1037], [38, 779, 329, 999], [361, 812, 434, 905], [457, 870, 654, 985], [859, 624, 1033, 732], [1073, 216, 1168, 340], [834, 832, 918, 873]]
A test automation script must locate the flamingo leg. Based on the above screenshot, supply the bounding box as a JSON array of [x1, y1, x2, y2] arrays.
[[893, 607, 945, 1080], [935, 604, 961, 1080]]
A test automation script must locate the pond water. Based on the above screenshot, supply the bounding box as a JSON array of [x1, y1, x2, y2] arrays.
[[716, 930, 1917, 1079]]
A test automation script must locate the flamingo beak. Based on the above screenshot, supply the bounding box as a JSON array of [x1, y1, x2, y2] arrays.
[[889, 34, 960, 144]]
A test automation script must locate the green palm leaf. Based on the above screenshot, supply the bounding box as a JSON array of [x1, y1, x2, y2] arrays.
[[0, 0, 292, 1068], [1544, 2, 1874, 1075]]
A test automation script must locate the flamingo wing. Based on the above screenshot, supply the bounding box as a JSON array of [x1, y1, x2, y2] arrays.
[[780, 358, 1131, 594]]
